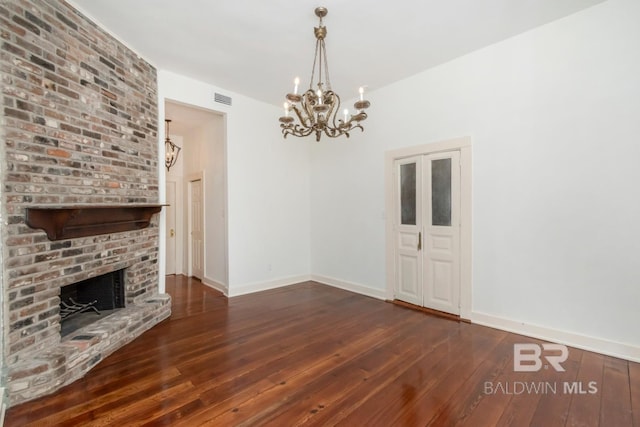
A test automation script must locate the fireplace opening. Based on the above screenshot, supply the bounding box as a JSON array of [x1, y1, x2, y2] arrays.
[[60, 269, 126, 337]]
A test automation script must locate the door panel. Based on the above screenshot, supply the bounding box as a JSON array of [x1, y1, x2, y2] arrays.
[[424, 151, 460, 314], [394, 156, 422, 305], [398, 254, 420, 299]]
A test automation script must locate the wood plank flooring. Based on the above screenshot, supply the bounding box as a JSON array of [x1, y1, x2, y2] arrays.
[[5, 276, 639, 426]]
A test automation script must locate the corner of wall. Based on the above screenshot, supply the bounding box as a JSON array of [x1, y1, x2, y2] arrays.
[[202, 277, 229, 296], [311, 275, 387, 300], [229, 275, 312, 298]]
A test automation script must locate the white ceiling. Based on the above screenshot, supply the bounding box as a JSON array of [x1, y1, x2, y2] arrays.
[[70, 0, 603, 107]]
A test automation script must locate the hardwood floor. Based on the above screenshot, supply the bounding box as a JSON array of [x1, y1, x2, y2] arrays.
[[5, 276, 639, 426]]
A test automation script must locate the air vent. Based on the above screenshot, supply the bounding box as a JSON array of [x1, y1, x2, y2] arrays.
[[215, 92, 232, 106]]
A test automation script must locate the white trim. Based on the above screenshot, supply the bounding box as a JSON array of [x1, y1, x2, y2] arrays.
[[384, 136, 473, 319], [220, 117, 230, 290], [471, 311, 640, 363], [311, 275, 387, 301], [459, 146, 472, 319], [386, 136, 472, 160], [157, 98, 167, 293], [201, 277, 228, 296], [229, 275, 312, 297]]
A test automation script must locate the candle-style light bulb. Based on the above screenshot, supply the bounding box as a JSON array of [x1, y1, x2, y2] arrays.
[[343, 109, 349, 123], [284, 102, 289, 117], [359, 86, 364, 101], [317, 89, 322, 105], [294, 77, 300, 95]]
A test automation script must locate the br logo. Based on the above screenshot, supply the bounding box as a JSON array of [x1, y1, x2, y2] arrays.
[[513, 343, 569, 372]]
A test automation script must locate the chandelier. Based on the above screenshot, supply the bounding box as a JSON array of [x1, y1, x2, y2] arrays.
[[164, 119, 181, 171], [279, 7, 370, 142]]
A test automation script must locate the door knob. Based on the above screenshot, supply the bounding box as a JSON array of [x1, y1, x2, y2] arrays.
[[170, 229, 175, 237]]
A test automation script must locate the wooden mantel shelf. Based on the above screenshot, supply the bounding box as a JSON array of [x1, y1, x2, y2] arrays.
[[25, 204, 164, 241]]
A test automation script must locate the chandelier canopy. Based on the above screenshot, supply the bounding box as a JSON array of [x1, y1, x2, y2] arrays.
[[279, 7, 370, 142], [164, 119, 181, 171]]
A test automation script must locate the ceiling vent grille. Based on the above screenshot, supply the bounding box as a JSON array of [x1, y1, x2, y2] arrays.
[[214, 93, 232, 106]]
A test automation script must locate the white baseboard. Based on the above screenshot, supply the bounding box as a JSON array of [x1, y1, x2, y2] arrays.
[[225, 273, 386, 300], [201, 277, 228, 296], [471, 311, 640, 363], [198, 273, 640, 363], [228, 274, 312, 297], [311, 274, 387, 300]]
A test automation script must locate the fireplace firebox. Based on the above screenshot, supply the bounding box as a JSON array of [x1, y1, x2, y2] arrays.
[[59, 269, 126, 336]]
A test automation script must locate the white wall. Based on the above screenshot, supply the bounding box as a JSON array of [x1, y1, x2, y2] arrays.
[[310, 0, 640, 356], [159, 71, 312, 296], [202, 118, 227, 286]]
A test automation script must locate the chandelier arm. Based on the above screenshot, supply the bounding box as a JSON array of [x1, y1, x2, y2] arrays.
[[348, 123, 365, 134], [290, 105, 308, 127], [327, 91, 341, 129], [282, 123, 315, 139], [330, 126, 349, 139], [293, 122, 314, 136], [325, 127, 349, 139], [302, 89, 317, 125]]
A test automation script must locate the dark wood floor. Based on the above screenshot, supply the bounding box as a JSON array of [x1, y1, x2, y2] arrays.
[[5, 276, 640, 426]]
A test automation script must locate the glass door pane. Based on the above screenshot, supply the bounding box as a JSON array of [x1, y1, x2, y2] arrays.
[[400, 163, 417, 225], [431, 158, 451, 226]]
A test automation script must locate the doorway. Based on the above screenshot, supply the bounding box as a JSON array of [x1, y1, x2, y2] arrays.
[[385, 137, 472, 319], [163, 100, 229, 293]]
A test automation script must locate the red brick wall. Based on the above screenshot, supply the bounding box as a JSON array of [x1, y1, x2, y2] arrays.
[[1, 0, 169, 405]]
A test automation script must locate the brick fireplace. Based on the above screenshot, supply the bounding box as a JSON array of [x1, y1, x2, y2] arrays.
[[0, 0, 171, 406]]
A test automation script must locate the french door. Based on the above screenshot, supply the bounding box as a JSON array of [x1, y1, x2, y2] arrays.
[[394, 151, 461, 314]]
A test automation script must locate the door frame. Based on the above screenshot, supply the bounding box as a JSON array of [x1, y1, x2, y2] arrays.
[[165, 180, 177, 275], [385, 136, 472, 319]]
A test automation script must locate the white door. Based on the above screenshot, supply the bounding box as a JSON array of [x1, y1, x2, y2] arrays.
[[423, 151, 460, 314], [393, 151, 461, 315], [165, 181, 177, 275], [189, 179, 204, 279], [394, 156, 423, 306]]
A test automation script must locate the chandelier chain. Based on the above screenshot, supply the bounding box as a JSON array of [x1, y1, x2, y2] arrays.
[[322, 40, 331, 91], [310, 39, 320, 91]]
